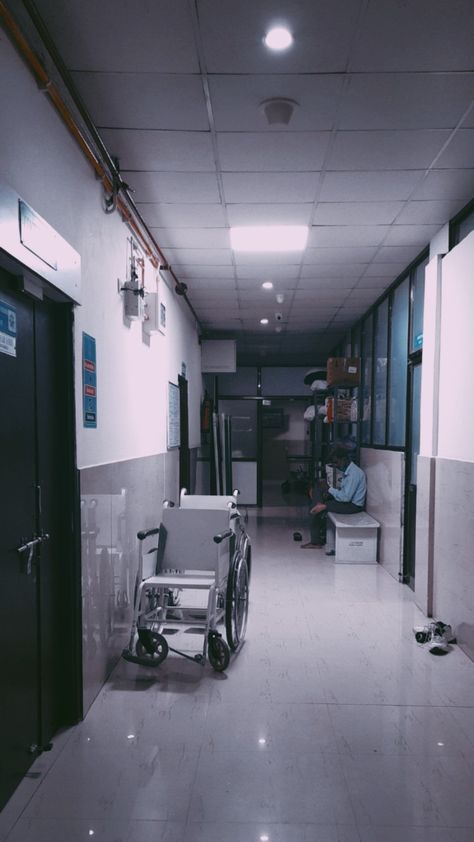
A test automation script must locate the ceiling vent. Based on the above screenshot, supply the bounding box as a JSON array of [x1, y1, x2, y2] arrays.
[[260, 98, 298, 126]]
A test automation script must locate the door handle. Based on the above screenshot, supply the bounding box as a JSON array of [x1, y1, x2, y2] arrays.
[[16, 533, 50, 575]]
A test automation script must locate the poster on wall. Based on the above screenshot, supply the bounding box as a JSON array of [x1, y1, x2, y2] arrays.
[[0, 300, 17, 357], [168, 381, 180, 449], [82, 332, 97, 428]]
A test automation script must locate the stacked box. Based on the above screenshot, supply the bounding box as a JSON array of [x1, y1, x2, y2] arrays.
[[327, 357, 360, 387]]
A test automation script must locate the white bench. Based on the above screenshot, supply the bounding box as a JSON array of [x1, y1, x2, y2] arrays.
[[327, 511, 379, 564]]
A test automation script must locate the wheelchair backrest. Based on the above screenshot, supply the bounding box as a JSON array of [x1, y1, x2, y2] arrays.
[[180, 489, 237, 510], [158, 507, 231, 580]]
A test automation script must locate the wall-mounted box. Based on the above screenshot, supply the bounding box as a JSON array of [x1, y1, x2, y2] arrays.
[[143, 292, 159, 334], [327, 357, 360, 387], [123, 281, 144, 320], [201, 339, 236, 373]]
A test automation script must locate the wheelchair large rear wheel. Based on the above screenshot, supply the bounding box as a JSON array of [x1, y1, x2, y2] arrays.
[[225, 552, 249, 652]]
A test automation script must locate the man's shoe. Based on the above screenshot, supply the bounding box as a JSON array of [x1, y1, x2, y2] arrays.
[[300, 542, 324, 549], [325, 549, 335, 556], [429, 627, 449, 655]]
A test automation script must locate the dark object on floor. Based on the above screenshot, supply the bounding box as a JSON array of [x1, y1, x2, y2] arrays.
[[293, 531, 302, 542], [300, 542, 324, 549], [413, 620, 456, 655], [325, 549, 335, 556], [281, 480, 291, 494]]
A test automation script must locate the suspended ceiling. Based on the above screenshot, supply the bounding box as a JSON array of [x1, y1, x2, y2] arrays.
[[19, 0, 474, 364]]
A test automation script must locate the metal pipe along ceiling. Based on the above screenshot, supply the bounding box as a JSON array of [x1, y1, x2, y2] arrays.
[[0, 0, 199, 323]]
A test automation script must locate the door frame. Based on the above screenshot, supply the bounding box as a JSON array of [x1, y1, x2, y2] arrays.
[[0, 265, 82, 733], [402, 349, 422, 588]]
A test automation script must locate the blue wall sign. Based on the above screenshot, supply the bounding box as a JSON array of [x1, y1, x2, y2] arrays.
[[82, 332, 97, 428], [0, 300, 17, 357]]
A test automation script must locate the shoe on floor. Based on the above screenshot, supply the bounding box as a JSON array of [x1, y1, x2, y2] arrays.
[[325, 549, 335, 556], [300, 542, 324, 549], [429, 630, 449, 655]]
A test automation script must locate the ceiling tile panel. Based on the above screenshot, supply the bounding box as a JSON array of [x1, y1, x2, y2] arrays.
[[351, 0, 474, 72], [122, 172, 220, 204], [303, 246, 377, 264], [199, 0, 362, 73], [410, 170, 474, 201], [150, 228, 230, 249], [320, 171, 422, 202], [176, 266, 235, 279], [300, 264, 366, 279], [375, 245, 424, 264], [434, 130, 474, 168], [395, 200, 466, 226], [327, 130, 451, 171], [236, 266, 301, 280], [383, 225, 443, 247], [217, 132, 331, 171], [144, 204, 226, 227], [226, 203, 313, 225], [363, 262, 407, 278], [163, 248, 233, 266], [313, 202, 403, 225], [309, 226, 390, 247], [72, 73, 209, 130], [339, 73, 474, 130], [209, 75, 344, 131], [99, 129, 215, 171], [222, 172, 319, 204], [233, 251, 303, 266], [34, 0, 199, 72]]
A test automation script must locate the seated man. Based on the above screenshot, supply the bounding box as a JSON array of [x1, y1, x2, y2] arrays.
[[301, 446, 366, 549]]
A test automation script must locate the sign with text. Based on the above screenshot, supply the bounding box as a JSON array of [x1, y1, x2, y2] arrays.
[[82, 332, 97, 428]]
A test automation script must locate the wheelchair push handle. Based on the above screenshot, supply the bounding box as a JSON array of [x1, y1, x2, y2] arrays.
[[213, 529, 233, 544], [137, 526, 161, 541]]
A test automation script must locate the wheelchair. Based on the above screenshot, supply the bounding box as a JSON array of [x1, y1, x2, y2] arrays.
[[121, 490, 251, 672]]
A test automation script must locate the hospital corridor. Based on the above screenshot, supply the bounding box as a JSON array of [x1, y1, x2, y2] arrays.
[[1, 1, 474, 839], [2, 503, 474, 842]]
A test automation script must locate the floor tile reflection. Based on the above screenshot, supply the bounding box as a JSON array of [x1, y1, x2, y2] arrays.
[[3, 505, 474, 842]]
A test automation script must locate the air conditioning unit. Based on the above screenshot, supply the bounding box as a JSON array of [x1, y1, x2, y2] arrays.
[[201, 339, 236, 373]]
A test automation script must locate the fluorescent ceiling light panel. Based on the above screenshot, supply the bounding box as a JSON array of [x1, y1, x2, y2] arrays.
[[231, 226, 308, 252]]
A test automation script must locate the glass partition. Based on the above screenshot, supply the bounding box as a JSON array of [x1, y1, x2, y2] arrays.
[[373, 299, 388, 445], [388, 277, 409, 446], [361, 314, 373, 444]]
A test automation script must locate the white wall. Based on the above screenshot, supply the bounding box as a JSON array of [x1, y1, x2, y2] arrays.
[[437, 231, 474, 461], [0, 33, 201, 468], [360, 448, 404, 581]]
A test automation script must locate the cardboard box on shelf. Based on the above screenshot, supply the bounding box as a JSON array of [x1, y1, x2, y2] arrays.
[[327, 357, 360, 387]]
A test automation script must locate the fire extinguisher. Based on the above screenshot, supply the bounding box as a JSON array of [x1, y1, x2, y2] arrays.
[[201, 391, 212, 433]]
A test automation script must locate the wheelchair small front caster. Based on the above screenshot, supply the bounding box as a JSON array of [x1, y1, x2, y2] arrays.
[[136, 630, 168, 663], [207, 632, 230, 672]]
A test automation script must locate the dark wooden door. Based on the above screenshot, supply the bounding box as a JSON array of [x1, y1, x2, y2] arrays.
[[0, 268, 79, 809], [178, 374, 190, 492]]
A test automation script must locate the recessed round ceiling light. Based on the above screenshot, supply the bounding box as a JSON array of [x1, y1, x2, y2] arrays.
[[264, 26, 293, 51], [260, 318, 269, 325], [262, 281, 273, 290]]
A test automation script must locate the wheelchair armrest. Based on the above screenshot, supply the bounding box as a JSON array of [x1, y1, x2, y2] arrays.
[[137, 526, 161, 541], [213, 529, 233, 544]]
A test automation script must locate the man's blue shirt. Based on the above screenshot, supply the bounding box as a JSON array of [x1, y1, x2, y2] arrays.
[[329, 461, 366, 507]]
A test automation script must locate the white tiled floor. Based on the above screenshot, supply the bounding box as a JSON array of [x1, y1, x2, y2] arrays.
[[3, 506, 474, 842]]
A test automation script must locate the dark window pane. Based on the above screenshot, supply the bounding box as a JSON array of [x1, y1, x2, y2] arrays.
[[373, 299, 388, 445], [388, 278, 409, 446], [410, 257, 428, 352], [361, 314, 373, 444]]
